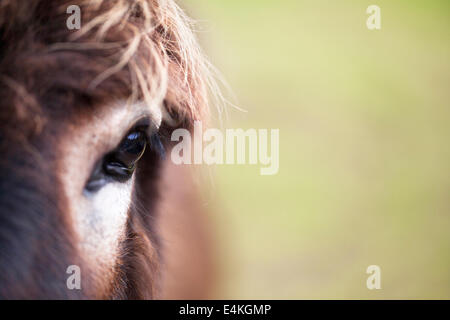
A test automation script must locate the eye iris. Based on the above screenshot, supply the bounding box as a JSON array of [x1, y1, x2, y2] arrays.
[[104, 131, 147, 180]]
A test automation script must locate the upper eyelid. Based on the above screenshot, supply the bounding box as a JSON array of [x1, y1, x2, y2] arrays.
[[119, 116, 153, 145], [128, 114, 160, 137]]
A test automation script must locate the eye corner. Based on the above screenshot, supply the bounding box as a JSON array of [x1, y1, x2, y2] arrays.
[[84, 177, 107, 194], [149, 132, 166, 160]]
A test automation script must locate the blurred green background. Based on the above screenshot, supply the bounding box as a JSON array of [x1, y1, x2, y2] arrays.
[[185, 0, 450, 299]]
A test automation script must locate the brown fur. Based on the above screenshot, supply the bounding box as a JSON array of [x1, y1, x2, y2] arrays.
[[0, 0, 217, 299]]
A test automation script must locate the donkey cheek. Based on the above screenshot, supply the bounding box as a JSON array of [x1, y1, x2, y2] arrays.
[[73, 180, 133, 273]]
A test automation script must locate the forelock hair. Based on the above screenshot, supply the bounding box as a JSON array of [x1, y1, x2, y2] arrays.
[[0, 0, 220, 134]]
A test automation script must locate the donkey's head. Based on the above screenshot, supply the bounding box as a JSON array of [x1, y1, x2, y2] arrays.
[[0, 0, 212, 299]]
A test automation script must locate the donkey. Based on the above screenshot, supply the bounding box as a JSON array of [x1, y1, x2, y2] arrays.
[[0, 0, 217, 299]]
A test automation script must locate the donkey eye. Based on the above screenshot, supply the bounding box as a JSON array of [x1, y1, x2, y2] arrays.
[[85, 126, 165, 193], [103, 131, 147, 181]]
